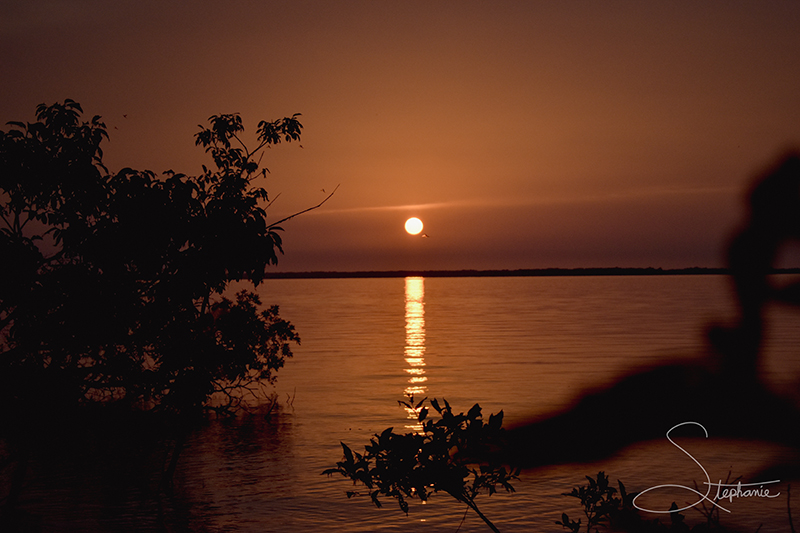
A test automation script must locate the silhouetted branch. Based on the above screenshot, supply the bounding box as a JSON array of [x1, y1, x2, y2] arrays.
[[325, 396, 516, 532], [231, 131, 248, 155], [267, 184, 339, 229], [264, 192, 281, 210]]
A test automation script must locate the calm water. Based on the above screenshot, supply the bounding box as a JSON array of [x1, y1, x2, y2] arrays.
[[13, 275, 800, 532]]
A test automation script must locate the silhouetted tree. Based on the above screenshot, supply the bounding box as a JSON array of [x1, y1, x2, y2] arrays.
[[0, 100, 313, 504]]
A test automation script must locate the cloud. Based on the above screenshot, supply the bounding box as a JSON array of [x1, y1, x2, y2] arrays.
[[301, 184, 740, 217]]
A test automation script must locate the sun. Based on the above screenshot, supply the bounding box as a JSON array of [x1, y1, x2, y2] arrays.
[[404, 217, 423, 235]]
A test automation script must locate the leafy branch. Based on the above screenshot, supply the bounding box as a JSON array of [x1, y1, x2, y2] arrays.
[[558, 472, 628, 533], [323, 396, 520, 533]]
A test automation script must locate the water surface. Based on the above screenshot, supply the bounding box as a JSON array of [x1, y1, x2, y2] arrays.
[[14, 275, 800, 532]]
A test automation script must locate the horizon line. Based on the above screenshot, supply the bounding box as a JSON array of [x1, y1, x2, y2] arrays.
[[260, 266, 795, 280]]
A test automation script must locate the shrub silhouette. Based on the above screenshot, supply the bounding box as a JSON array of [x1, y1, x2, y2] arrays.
[[324, 396, 520, 533], [0, 100, 326, 509]]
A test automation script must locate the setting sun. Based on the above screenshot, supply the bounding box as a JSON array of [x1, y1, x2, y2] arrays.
[[404, 217, 423, 235]]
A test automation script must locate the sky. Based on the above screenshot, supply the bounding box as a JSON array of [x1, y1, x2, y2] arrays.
[[2, 1, 800, 272]]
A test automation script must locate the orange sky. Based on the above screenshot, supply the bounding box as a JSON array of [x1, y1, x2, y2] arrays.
[[2, 1, 799, 271]]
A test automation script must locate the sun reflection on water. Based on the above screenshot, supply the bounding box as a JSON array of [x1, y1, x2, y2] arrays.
[[403, 277, 426, 430]]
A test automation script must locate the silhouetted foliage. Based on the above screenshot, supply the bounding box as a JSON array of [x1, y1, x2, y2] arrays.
[[0, 99, 302, 428], [557, 472, 760, 533], [323, 396, 519, 533], [557, 472, 626, 532]]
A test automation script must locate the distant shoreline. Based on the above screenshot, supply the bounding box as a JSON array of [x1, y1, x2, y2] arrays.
[[263, 267, 800, 280]]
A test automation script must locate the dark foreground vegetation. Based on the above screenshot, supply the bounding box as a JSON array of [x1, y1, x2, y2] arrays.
[[0, 100, 319, 528], [556, 471, 795, 533], [325, 398, 798, 533], [324, 396, 519, 533]]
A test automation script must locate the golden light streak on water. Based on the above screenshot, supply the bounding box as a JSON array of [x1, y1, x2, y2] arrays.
[[403, 276, 426, 430]]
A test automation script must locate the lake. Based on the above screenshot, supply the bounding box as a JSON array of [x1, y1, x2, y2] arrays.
[[11, 275, 800, 532]]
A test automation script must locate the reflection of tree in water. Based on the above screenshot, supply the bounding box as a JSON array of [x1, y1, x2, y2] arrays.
[[172, 405, 297, 530], [506, 153, 800, 476]]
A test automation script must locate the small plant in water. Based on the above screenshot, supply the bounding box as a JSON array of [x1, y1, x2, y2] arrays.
[[323, 395, 520, 533], [557, 472, 757, 533]]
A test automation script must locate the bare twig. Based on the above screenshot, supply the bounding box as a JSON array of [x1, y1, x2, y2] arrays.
[[266, 184, 339, 229], [263, 395, 278, 420], [264, 192, 282, 210], [454, 504, 470, 532]]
